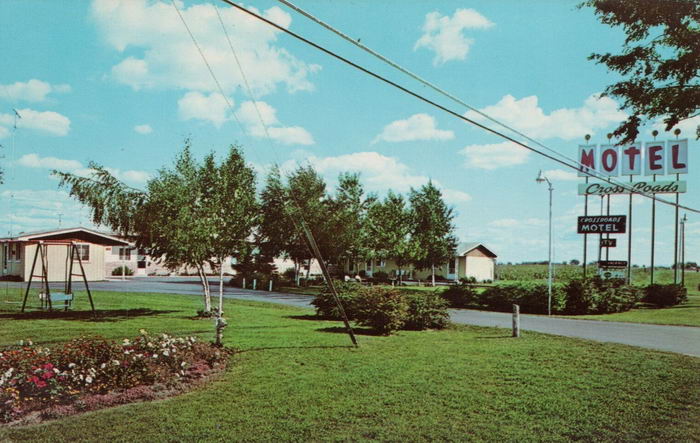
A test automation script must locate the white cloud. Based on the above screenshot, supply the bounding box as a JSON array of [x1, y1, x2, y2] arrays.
[[466, 94, 627, 140], [460, 141, 529, 170], [0, 189, 100, 234], [91, 0, 320, 95], [288, 151, 470, 205], [0, 108, 71, 136], [414, 9, 494, 65], [17, 153, 82, 171], [490, 218, 546, 228], [373, 113, 454, 143], [0, 79, 71, 102], [178, 91, 232, 127], [134, 124, 153, 134], [652, 115, 700, 138], [0, 126, 8, 139], [235, 100, 314, 145], [16, 153, 151, 186], [543, 169, 579, 181]]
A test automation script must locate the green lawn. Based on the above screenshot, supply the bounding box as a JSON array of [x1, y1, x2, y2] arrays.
[[1, 289, 699, 441]]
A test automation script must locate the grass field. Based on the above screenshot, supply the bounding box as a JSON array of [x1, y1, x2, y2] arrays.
[[1, 289, 699, 441]]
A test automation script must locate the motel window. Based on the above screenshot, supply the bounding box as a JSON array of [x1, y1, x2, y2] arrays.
[[449, 259, 456, 274], [2, 244, 7, 269], [74, 244, 90, 262], [9, 243, 21, 262], [118, 247, 131, 261], [379, 259, 386, 268], [366, 259, 372, 271]]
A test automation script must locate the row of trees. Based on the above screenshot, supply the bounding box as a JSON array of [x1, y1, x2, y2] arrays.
[[257, 164, 458, 286], [55, 141, 458, 314]]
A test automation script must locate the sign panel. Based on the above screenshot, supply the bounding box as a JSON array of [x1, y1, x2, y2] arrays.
[[666, 139, 688, 174], [598, 144, 619, 177], [578, 216, 627, 234], [644, 141, 666, 176], [578, 145, 596, 177], [598, 268, 626, 279], [620, 142, 642, 176], [600, 238, 617, 248], [577, 180, 686, 196], [599, 260, 628, 269]]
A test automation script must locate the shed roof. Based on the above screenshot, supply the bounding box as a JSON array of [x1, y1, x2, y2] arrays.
[[457, 242, 497, 258]]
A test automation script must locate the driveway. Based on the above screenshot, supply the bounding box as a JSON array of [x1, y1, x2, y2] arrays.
[[7, 277, 700, 358]]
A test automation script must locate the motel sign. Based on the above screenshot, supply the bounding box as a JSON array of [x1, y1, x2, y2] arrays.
[[577, 140, 688, 177]]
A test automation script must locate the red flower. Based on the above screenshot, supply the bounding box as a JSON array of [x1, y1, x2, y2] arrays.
[[35, 380, 47, 388], [42, 363, 54, 370], [41, 371, 54, 380]]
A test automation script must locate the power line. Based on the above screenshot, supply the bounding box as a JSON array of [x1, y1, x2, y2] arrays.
[[218, 0, 700, 214]]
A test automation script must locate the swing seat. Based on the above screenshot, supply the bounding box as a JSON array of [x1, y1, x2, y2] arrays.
[[50, 292, 74, 303]]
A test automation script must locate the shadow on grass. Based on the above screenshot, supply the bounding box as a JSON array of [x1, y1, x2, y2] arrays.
[[0, 308, 180, 322], [475, 335, 513, 339], [237, 344, 355, 353], [317, 326, 384, 336], [285, 314, 325, 321]]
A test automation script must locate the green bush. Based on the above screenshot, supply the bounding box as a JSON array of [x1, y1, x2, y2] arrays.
[[111, 266, 134, 276], [441, 284, 478, 308], [313, 284, 448, 334], [480, 282, 566, 314], [563, 278, 642, 314], [311, 281, 362, 319], [403, 292, 449, 330], [354, 287, 408, 335], [642, 284, 687, 307]]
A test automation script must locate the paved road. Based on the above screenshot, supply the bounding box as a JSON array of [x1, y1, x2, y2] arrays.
[[6, 277, 700, 357]]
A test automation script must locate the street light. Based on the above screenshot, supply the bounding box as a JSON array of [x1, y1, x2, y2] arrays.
[[536, 170, 554, 316]]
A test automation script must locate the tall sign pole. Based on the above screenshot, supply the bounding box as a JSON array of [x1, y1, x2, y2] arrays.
[[673, 128, 682, 283], [627, 174, 633, 284], [650, 130, 659, 284], [582, 134, 591, 278]]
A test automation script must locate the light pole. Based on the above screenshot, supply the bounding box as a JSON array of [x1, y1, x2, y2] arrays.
[[681, 213, 687, 287], [536, 170, 553, 316]]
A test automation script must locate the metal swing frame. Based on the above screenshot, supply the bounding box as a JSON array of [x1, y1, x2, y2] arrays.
[[20, 240, 96, 319]]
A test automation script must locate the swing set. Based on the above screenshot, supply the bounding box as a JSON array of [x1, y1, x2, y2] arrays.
[[20, 240, 96, 318]]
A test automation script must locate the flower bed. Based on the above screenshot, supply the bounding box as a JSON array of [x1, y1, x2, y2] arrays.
[[0, 331, 229, 424]]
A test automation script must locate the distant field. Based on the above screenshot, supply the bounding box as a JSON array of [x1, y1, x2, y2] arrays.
[[497, 264, 699, 287]]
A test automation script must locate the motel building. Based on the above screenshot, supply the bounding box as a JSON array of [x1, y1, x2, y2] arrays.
[[347, 242, 497, 282], [0, 227, 129, 282]]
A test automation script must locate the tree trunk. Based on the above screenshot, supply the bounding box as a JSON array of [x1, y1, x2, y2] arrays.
[[305, 259, 312, 282], [196, 264, 211, 313], [294, 261, 301, 286], [218, 257, 224, 315], [431, 264, 435, 287]]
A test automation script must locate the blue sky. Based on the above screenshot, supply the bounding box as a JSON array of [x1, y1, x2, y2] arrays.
[[1, 0, 698, 266]]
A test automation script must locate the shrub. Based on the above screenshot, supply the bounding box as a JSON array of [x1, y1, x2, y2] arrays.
[[111, 266, 134, 276], [311, 281, 362, 319], [441, 284, 478, 308], [403, 292, 449, 330], [354, 287, 408, 335], [460, 276, 477, 284], [642, 284, 687, 307], [480, 282, 566, 314], [563, 278, 642, 314]]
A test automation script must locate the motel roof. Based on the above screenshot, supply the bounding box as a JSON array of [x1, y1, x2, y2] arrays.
[[0, 227, 129, 246]]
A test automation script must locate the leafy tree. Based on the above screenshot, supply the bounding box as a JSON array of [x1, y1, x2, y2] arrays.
[[366, 191, 417, 283], [583, 0, 700, 142], [259, 166, 288, 260], [409, 181, 458, 286], [54, 140, 258, 316], [328, 173, 375, 272], [204, 146, 258, 314], [285, 165, 329, 283], [570, 259, 581, 266]]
